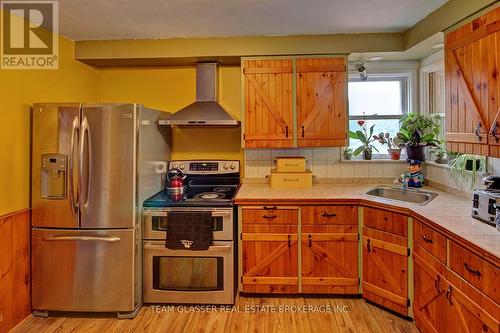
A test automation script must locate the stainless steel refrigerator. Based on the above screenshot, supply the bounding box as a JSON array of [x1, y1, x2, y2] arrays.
[[31, 103, 171, 318]]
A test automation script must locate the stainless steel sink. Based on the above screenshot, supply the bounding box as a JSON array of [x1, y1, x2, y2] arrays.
[[365, 186, 438, 205]]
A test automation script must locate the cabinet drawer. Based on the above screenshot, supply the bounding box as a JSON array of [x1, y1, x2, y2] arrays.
[[449, 241, 499, 304], [413, 220, 447, 264], [363, 207, 408, 237], [242, 207, 298, 224], [302, 205, 357, 225]]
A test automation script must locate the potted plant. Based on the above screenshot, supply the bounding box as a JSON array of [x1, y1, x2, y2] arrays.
[[396, 113, 442, 161], [373, 132, 404, 160], [349, 120, 378, 160], [429, 144, 447, 164], [343, 147, 353, 160], [448, 153, 486, 189]]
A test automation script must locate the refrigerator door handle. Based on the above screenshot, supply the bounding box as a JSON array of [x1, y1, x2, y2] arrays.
[[42, 236, 121, 242], [79, 116, 92, 218], [69, 115, 79, 217]]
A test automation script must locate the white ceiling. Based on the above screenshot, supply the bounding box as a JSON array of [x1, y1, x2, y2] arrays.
[[58, 0, 448, 41]]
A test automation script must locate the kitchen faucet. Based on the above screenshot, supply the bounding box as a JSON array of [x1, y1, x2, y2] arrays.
[[394, 175, 408, 190]]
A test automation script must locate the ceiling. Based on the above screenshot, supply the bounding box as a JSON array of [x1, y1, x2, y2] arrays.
[[58, 0, 448, 41]]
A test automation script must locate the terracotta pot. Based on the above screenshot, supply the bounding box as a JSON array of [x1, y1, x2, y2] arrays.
[[363, 148, 372, 160], [387, 148, 401, 160]]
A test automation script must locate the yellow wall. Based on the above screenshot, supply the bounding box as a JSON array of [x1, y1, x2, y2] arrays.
[[96, 66, 243, 163], [0, 36, 98, 216]]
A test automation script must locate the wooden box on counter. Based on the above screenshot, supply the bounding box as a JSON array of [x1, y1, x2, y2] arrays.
[[275, 156, 306, 173], [270, 169, 312, 189]]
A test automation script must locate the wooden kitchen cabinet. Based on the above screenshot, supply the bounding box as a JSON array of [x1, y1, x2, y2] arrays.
[[445, 7, 500, 156], [301, 205, 358, 293], [242, 56, 347, 148], [362, 226, 409, 316], [242, 59, 294, 148], [296, 58, 347, 147], [241, 207, 299, 293], [414, 247, 500, 333]]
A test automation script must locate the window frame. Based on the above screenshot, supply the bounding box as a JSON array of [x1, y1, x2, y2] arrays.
[[347, 72, 412, 159]]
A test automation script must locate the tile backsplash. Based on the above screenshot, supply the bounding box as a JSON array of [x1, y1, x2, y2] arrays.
[[244, 147, 407, 179]]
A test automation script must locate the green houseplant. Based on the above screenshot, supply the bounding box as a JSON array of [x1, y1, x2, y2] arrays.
[[373, 132, 404, 160], [448, 153, 486, 189], [429, 144, 448, 164], [396, 113, 442, 160], [349, 120, 379, 160], [343, 147, 353, 160]]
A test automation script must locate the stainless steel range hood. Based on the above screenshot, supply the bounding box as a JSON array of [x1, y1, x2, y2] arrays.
[[165, 62, 240, 126]]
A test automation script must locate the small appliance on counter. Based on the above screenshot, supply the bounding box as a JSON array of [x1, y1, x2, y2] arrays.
[[471, 175, 500, 228], [270, 156, 312, 189]]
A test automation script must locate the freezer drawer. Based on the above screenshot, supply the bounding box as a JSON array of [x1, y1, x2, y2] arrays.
[[32, 228, 137, 312]]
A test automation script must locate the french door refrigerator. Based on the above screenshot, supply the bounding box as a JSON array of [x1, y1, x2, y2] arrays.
[[31, 103, 171, 318]]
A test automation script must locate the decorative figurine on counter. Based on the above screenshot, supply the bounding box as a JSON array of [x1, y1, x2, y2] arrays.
[[402, 159, 424, 188]]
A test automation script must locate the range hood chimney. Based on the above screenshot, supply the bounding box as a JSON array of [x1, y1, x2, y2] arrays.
[[165, 62, 240, 126]]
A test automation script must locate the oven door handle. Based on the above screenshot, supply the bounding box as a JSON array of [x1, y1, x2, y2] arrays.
[[142, 211, 230, 217], [144, 242, 232, 253], [211, 211, 231, 217]]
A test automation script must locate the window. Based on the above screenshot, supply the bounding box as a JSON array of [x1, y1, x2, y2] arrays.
[[348, 75, 409, 156], [425, 69, 445, 141]]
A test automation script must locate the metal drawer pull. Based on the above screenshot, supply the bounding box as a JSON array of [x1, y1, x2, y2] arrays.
[[308, 234, 312, 247], [43, 236, 120, 242], [263, 206, 277, 210], [475, 122, 483, 141], [464, 263, 482, 277], [445, 286, 453, 305], [367, 238, 371, 253], [288, 234, 291, 248], [321, 212, 337, 218], [434, 275, 441, 292], [421, 235, 433, 244], [262, 215, 277, 219]]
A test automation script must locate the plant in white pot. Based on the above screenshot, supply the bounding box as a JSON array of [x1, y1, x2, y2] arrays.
[[373, 132, 404, 160]]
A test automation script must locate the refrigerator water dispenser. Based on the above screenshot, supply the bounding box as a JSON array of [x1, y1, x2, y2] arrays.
[[41, 154, 67, 199]]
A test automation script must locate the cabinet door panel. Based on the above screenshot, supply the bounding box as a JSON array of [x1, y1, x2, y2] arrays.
[[296, 58, 347, 147], [301, 230, 358, 294], [362, 227, 408, 316], [243, 59, 293, 148], [241, 225, 298, 293]]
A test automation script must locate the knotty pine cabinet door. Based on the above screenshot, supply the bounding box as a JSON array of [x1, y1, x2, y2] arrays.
[[243, 59, 294, 148], [301, 225, 359, 294], [445, 7, 500, 156], [413, 253, 500, 333], [296, 58, 347, 147], [362, 227, 409, 316]]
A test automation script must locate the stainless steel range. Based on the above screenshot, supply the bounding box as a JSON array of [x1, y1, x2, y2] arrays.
[[142, 160, 240, 304]]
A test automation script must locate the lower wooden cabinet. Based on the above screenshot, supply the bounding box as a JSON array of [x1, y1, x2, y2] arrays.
[[362, 226, 409, 316], [414, 250, 500, 333], [241, 215, 299, 293], [301, 225, 358, 294]]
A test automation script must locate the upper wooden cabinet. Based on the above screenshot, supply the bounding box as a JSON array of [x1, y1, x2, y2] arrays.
[[242, 56, 347, 148], [296, 58, 347, 147], [243, 59, 294, 148], [445, 7, 500, 156]]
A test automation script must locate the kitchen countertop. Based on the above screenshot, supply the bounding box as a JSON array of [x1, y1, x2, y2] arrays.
[[235, 180, 500, 264]]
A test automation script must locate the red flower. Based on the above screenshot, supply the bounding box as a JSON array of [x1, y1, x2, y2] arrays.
[[357, 120, 365, 126]]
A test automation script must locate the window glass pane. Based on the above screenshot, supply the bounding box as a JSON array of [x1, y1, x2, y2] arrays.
[[349, 119, 400, 155], [348, 81, 402, 116]]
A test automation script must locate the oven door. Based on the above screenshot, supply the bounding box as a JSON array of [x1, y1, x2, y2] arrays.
[[143, 208, 233, 241], [143, 240, 234, 304]]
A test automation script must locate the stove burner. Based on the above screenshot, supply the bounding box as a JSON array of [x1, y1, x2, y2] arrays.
[[214, 187, 231, 193], [194, 192, 226, 200]]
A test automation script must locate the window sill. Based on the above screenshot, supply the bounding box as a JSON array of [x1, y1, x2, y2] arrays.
[[340, 159, 407, 163], [425, 160, 489, 176]]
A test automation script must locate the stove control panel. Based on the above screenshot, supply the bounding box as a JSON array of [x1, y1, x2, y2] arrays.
[[190, 162, 219, 171], [169, 160, 240, 174]]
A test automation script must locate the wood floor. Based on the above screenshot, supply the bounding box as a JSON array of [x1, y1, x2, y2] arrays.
[[12, 296, 418, 333]]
